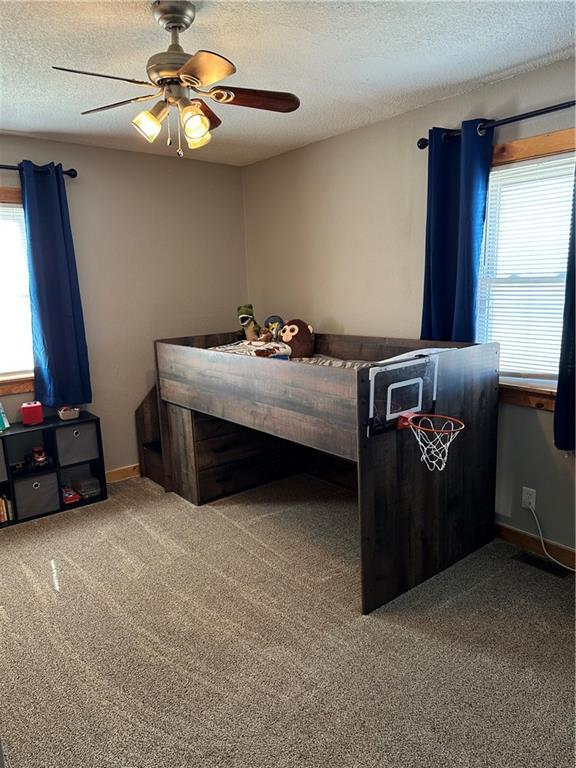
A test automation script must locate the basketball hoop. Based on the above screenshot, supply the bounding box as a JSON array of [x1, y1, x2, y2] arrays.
[[398, 413, 465, 472]]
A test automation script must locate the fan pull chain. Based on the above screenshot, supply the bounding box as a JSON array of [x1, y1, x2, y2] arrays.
[[177, 115, 184, 158], [166, 107, 172, 147]]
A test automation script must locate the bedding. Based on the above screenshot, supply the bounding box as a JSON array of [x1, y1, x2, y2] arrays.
[[209, 343, 374, 369], [209, 342, 453, 373], [294, 348, 459, 369], [292, 355, 374, 370], [209, 340, 292, 358]]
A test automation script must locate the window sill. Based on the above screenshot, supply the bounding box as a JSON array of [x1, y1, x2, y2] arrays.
[[0, 375, 34, 397], [499, 379, 556, 412]]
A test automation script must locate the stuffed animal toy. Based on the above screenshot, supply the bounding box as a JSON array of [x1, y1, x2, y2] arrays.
[[279, 319, 315, 358], [257, 327, 273, 343], [257, 314, 284, 342], [263, 315, 284, 341], [238, 304, 261, 341]]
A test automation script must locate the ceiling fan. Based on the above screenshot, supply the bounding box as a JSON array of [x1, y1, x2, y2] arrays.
[[53, 0, 300, 155]]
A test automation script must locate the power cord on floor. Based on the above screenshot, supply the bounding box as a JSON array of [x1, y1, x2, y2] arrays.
[[526, 500, 575, 573]]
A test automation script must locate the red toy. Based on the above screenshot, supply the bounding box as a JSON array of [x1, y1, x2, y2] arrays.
[[62, 486, 81, 505], [21, 401, 43, 426]]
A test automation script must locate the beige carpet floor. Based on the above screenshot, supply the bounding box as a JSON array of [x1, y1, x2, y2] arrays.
[[0, 475, 573, 768]]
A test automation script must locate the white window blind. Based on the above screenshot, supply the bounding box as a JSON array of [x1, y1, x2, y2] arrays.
[[476, 154, 575, 377], [0, 203, 34, 377]]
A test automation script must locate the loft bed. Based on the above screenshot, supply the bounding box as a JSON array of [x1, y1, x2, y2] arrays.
[[155, 331, 499, 614]]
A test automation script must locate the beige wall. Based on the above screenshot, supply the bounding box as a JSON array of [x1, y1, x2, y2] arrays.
[[0, 136, 246, 471], [242, 58, 575, 548], [497, 405, 574, 548], [243, 59, 575, 330], [1, 60, 574, 548]]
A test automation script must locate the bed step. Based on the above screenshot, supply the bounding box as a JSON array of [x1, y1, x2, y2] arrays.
[[135, 387, 165, 487]]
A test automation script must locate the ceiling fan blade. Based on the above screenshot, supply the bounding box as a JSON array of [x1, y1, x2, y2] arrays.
[[208, 87, 300, 113], [177, 50, 236, 88], [81, 93, 159, 116], [52, 66, 152, 88], [196, 99, 222, 130]]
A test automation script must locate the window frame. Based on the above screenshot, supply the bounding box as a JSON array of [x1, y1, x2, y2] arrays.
[[0, 185, 34, 396], [484, 129, 575, 409], [478, 153, 574, 380]]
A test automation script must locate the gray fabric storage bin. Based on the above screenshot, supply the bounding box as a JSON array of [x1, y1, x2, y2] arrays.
[[0, 440, 7, 483], [14, 473, 59, 520], [56, 422, 99, 466]]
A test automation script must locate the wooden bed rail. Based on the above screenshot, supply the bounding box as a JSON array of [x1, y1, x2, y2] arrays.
[[156, 338, 360, 461]]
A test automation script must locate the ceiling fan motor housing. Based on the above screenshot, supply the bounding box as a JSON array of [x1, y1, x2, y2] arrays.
[[146, 49, 195, 85], [152, 1, 196, 31], [148, 1, 198, 84]]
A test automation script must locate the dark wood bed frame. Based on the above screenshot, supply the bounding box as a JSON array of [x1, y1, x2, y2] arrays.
[[155, 331, 499, 614]]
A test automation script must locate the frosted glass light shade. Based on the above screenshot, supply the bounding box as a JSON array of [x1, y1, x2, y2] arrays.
[[183, 112, 210, 140], [132, 101, 169, 143], [178, 98, 210, 140], [186, 132, 212, 150]]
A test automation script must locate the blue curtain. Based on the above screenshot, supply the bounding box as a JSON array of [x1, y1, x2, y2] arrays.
[[18, 161, 92, 407], [554, 175, 575, 451], [420, 119, 494, 342]]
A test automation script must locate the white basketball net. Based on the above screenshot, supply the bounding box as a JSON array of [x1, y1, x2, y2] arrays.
[[408, 414, 465, 472]]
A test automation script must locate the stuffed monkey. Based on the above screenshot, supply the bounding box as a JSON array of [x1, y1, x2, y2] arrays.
[[279, 319, 315, 357]]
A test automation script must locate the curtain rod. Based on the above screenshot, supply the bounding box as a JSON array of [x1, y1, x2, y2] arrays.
[[0, 164, 78, 178], [416, 100, 576, 149]]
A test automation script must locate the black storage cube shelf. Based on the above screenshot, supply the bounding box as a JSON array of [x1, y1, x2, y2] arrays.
[[0, 441, 7, 483], [0, 412, 107, 527]]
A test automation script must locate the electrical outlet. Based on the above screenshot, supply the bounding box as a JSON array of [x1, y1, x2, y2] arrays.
[[521, 486, 536, 511]]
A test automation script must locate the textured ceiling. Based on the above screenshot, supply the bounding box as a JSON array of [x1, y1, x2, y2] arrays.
[[0, 1, 574, 166]]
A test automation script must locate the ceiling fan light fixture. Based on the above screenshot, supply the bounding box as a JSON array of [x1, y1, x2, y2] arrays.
[[55, 1, 300, 157], [132, 100, 169, 142], [184, 112, 210, 140], [178, 98, 210, 140], [186, 131, 212, 150]]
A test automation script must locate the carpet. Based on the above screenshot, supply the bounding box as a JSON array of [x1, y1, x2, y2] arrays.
[[0, 475, 573, 768]]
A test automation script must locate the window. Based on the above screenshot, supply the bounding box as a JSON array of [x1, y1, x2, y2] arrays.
[[477, 154, 575, 378], [0, 200, 34, 378]]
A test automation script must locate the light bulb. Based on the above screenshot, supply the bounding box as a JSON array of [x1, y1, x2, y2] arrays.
[[184, 112, 210, 140], [132, 101, 169, 143], [186, 132, 212, 150], [178, 98, 210, 141]]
